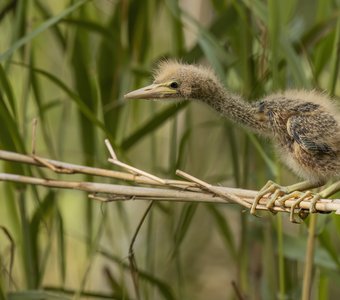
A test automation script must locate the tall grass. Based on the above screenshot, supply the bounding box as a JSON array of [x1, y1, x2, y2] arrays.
[[0, 0, 339, 299]]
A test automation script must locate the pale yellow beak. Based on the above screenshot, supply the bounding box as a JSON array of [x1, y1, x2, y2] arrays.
[[124, 83, 178, 99]]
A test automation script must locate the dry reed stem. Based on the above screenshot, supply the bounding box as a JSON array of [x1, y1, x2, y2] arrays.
[[176, 170, 251, 208], [0, 149, 339, 216]]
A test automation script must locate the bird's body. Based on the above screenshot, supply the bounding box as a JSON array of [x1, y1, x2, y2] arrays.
[[250, 90, 340, 184], [125, 61, 340, 220]]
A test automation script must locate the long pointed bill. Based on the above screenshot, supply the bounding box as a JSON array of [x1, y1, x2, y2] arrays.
[[124, 83, 178, 100]]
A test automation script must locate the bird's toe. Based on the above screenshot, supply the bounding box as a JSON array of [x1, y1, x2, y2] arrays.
[[288, 191, 313, 223], [251, 181, 287, 216], [309, 194, 321, 213]]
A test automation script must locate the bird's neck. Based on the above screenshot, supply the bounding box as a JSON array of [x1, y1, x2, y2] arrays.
[[200, 84, 266, 133]]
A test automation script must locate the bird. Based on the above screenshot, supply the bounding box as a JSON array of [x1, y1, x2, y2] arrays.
[[124, 60, 340, 222]]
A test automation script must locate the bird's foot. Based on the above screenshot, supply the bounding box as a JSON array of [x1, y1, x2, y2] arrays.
[[251, 181, 322, 222], [275, 190, 320, 223], [250, 180, 289, 216], [275, 191, 312, 223]]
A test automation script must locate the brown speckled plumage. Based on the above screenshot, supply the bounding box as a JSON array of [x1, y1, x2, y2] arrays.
[[125, 61, 340, 219]]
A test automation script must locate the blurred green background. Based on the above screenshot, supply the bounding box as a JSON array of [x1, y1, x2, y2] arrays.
[[0, 0, 339, 299]]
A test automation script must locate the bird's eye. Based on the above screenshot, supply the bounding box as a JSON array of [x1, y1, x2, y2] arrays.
[[170, 82, 179, 89]]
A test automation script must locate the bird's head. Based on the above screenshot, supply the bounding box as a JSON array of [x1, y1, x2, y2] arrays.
[[124, 61, 220, 101]]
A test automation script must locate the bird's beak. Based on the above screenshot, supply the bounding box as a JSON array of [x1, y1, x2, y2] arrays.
[[124, 83, 177, 100]]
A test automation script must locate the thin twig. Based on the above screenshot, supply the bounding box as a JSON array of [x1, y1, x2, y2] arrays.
[[104, 139, 117, 160], [128, 201, 154, 300], [231, 280, 245, 300], [32, 156, 75, 174], [108, 158, 166, 184], [177, 169, 252, 209], [0, 225, 15, 290], [105, 138, 166, 184]]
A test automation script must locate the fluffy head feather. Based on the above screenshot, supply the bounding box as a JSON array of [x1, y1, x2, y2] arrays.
[[152, 60, 221, 99]]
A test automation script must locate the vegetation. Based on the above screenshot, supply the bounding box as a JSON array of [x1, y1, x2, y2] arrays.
[[0, 0, 339, 299]]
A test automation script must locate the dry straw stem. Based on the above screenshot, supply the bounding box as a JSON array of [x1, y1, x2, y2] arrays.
[[0, 149, 339, 215]]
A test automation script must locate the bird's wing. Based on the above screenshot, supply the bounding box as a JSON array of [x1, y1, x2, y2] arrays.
[[287, 113, 337, 156]]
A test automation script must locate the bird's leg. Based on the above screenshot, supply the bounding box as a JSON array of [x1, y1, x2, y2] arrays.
[[288, 181, 340, 218], [308, 181, 340, 213]]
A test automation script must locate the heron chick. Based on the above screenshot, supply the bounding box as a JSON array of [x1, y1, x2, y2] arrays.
[[125, 61, 340, 222]]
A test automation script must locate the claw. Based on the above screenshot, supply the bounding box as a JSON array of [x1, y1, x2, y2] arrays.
[[298, 209, 309, 220], [285, 191, 319, 215], [275, 190, 319, 222], [270, 190, 313, 223], [265, 188, 284, 212], [309, 194, 321, 213], [289, 191, 312, 224], [250, 180, 287, 216]]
